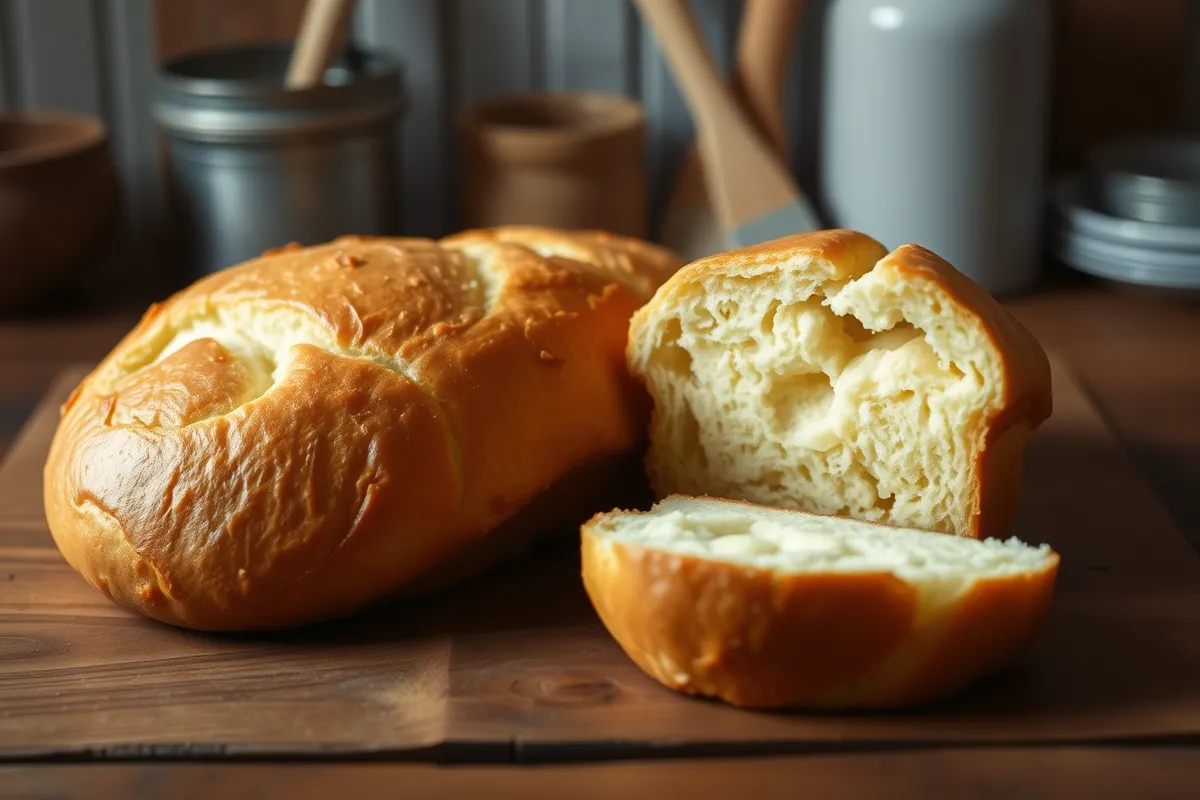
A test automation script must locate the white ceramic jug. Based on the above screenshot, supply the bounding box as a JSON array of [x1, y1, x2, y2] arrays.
[[819, 0, 1050, 295]]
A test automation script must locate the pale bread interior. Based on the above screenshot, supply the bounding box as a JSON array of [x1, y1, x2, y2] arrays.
[[589, 497, 1055, 589], [630, 248, 1005, 535]]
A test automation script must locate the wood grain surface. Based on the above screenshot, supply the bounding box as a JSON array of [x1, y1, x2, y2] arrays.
[[3, 747, 1199, 800], [1012, 286, 1200, 549], [1, 358, 1198, 762]]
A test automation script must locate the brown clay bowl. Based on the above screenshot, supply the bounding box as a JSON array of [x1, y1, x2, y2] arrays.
[[0, 112, 120, 314], [458, 92, 648, 237]]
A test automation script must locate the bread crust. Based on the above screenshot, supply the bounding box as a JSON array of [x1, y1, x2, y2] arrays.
[[43, 227, 681, 631], [627, 229, 1052, 539], [880, 241, 1053, 539], [580, 498, 1060, 710]]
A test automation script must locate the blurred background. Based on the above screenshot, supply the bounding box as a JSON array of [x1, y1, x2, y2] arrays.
[[1, 0, 1199, 538], [1, 0, 1198, 313]]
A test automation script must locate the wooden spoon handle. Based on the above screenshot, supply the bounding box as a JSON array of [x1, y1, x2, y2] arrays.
[[733, 0, 803, 160], [286, 0, 358, 90], [634, 0, 798, 228], [634, 0, 738, 125]]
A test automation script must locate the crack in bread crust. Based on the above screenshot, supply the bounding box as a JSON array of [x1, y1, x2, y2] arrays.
[[98, 301, 471, 495]]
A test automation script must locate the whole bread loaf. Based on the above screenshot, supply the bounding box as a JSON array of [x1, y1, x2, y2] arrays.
[[627, 230, 1052, 540], [43, 227, 681, 631]]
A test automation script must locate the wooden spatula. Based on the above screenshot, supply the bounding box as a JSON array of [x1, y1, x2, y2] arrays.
[[286, 0, 358, 90], [659, 0, 804, 261], [636, 0, 822, 250]]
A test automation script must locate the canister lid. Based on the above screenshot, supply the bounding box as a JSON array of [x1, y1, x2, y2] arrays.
[[155, 43, 406, 142]]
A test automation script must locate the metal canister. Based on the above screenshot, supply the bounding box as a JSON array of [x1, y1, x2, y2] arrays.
[[155, 44, 406, 277]]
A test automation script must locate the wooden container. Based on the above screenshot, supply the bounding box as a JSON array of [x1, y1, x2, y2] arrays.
[[459, 92, 647, 237], [0, 113, 119, 314]]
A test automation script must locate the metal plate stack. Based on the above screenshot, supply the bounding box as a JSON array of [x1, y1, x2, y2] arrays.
[[1050, 137, 1200, 294]]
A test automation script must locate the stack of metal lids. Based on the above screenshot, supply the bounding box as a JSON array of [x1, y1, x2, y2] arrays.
[[1050, 136, 1200, 292]]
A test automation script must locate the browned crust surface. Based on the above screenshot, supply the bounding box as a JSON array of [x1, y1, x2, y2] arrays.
[[43, 227, 682, 631]]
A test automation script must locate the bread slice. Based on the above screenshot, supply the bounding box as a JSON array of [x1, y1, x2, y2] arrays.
[[581, 495, 1060, 710], [626, 230, 1052, 540]]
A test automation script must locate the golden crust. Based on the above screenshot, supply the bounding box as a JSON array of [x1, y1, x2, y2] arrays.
[[44, 227, 682, 631], [631, 228, 889, 303], [580, 500, 1060, 710], [878, 242, 1053, 538], [626, 229, 1053, 539]]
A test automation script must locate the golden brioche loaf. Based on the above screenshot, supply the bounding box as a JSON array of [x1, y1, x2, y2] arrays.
[[627, 230, 1052, 539], [582, 495, 1060, 709], [43, 227, 682, 631]]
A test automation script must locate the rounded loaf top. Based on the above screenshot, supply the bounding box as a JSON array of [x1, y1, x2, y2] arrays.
[[43, 226, 683, 631]]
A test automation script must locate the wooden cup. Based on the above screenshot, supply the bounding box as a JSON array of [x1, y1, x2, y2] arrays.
[[459, 92, 647, 237]]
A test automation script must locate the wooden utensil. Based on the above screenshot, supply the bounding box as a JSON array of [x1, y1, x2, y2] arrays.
[[286, 0, 358, 90], [636, 0, 821, 250], [659, 0, 803, 261]]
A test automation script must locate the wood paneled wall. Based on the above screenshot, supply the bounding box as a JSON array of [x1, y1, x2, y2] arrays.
[[0, 0, 1185, 310], [145, 0, 1200, 251], [154, 0, 1197, 169], [1049, 0, 1193, 168]]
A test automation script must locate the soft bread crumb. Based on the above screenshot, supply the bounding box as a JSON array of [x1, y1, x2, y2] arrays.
[[627, 230, 1052, 539], [592, 496, 1054, 592]]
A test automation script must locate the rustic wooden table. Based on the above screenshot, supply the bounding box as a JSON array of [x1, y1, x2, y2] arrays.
[[1, 280, 1198, 798]]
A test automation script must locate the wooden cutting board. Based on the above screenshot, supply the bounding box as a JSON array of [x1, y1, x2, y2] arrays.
[[1, 361, 1198, 761]]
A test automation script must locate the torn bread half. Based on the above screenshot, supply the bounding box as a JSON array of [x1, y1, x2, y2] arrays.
[[581, 495, 1060, 710], [626, 229, 1052, 540]]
